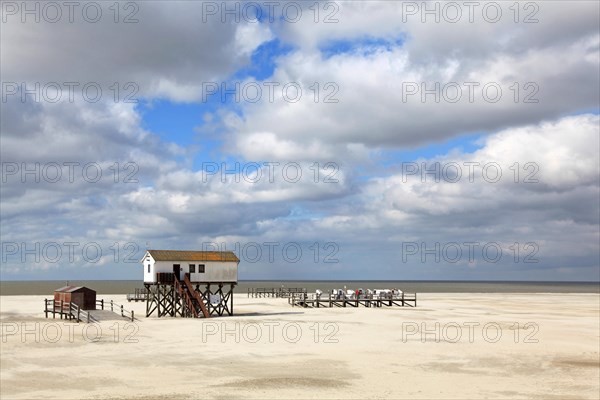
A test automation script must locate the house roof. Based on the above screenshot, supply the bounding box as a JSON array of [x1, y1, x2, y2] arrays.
[[146, 250, 240, 263], [54, 286, 95, 293]]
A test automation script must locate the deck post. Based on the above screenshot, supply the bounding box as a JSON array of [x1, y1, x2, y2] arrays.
[[111, 300, 114, 312], [131, 310, 134, 322], [60, 300, 63, 319], [171, 284, 175, 318], [206, 284, 211, 316], [157, 285, 161, 316], [121, 304, 124, 317], [44, 299, 48, 318], [230, 284, 234, 315]]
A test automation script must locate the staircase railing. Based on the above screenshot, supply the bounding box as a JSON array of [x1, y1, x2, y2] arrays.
[[184, 274, 210, 318], [174, 274, 199, 318]]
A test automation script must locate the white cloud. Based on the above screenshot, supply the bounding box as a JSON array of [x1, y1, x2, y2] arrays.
[[1, 2, 272, 102], [1, 1, 598, 280], [2, 107, 597, 279], [225, 32, 598, 160]]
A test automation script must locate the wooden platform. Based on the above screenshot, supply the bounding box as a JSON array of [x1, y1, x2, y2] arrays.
[[144, 274, 235, 318], [247, 287, 307, 298], [44, 299, 135, 323], [289, 293, 417, 308], [127, 288, 148, 302]]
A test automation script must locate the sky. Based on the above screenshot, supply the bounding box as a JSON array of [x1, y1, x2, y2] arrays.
[[1, 1, 599, 281]]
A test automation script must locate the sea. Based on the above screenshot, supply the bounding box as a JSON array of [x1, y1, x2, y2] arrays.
[[0, 280, 598, 295]]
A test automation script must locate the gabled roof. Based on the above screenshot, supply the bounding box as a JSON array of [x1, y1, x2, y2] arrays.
[[54, 286, 95, 293], [146, 250, 240, 263]]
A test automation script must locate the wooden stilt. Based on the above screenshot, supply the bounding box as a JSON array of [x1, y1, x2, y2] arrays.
[[145, 276, 236, 318]]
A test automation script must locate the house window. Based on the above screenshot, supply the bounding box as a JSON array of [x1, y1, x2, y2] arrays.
[[198, 264, 205, 273], [189, 264, 195, 273], [147, 264, 150, 273]]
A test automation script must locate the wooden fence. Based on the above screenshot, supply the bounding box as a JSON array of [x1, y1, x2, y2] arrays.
[[247, 287, 307, 298], [43, 299, 135, 322]]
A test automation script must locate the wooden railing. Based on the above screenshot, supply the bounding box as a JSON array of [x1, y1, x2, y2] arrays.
[[157, 272, 174, 284], [44, 299, 97, 323], [44, 299, 135, 322], [96, 299, 135, 322], [174, 275, 199, 318], [288, 291, 418, 307], [126, 288, 148, 302], [314, 292, 416, 301], [70, 302, 96, 323], [183, 274, 210, 318], [248, 287, 307, 298]]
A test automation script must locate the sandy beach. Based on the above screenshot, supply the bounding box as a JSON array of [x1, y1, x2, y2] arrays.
[[1, 293, 599, 399]]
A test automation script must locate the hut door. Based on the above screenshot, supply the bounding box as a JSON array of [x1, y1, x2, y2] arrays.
[[173, 264, 181, 280]]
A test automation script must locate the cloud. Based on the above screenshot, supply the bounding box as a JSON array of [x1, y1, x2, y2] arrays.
[[224, 32, 598, 160], [1, 2, 272, 102], [1, 1, 598, 280], [184, 1, 600, 164], [2, 108, 597, 280]]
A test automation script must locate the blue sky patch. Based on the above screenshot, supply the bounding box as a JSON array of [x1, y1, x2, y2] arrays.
[[319, 36, 404, 58], [235, 39, 294, 81]]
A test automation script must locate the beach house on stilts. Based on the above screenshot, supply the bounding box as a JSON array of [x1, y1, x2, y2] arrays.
[[141, 250, 239, 318]]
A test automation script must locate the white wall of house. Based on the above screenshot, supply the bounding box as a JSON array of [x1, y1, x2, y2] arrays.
[[141, 252, 238, 283], [142, 253, 155, 283]]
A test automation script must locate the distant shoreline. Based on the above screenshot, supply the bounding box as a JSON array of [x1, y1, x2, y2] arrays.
[[1, 280, 598, 295]]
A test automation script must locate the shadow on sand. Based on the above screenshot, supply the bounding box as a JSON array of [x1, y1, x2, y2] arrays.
[[232, 311, 305, 317]]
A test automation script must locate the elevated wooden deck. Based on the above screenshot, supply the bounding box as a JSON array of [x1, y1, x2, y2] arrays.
[[289, 292, 417, 308], [247, 287, 307, 298], [144, 273, 234, 318], [126, 288, 148, 302]]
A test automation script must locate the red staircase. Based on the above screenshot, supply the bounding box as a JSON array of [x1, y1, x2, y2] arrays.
[[173, 274, 210, 318]]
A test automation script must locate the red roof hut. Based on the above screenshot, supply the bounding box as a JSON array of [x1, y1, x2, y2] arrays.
[[53, 286, 96, 310]]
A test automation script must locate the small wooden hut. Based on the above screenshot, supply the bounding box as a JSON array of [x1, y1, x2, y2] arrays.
[[53, 286, 96, 310]]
